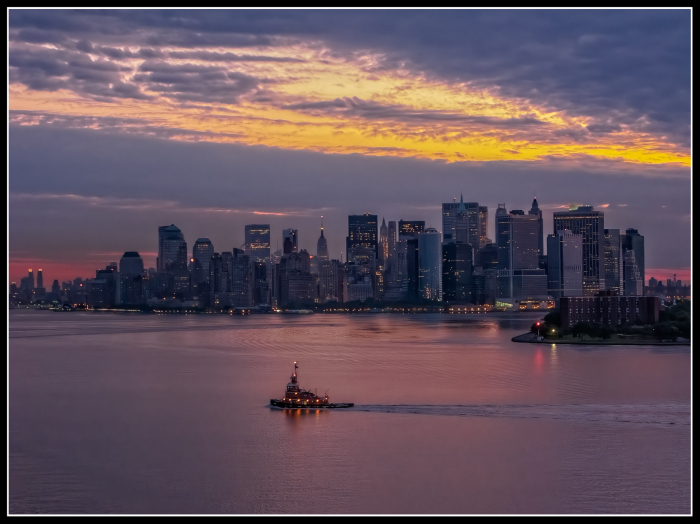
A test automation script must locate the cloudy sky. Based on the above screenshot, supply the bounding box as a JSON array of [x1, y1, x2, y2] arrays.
[[8, 9, 691, 285]]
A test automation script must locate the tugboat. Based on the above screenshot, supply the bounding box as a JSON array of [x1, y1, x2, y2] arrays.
[[270, 362, 354, 409]]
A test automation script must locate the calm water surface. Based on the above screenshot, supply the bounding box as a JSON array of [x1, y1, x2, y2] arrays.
[[9, 310, 691, 514]]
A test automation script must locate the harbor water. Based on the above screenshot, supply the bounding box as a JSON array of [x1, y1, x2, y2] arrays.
[[8, 310, 691, 514]]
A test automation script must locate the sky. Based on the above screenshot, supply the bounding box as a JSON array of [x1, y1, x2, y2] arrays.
[[8, 9, 692, 285]]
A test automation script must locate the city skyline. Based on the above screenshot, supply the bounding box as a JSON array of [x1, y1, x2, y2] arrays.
[[9, 9, 691, 286]]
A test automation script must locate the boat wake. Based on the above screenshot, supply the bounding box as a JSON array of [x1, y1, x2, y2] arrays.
[[353, 403, 689, 427]]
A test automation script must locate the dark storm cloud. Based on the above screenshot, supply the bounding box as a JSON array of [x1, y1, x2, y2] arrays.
[[134, 61, 264, 104], [284, 96, 547, 128], [167, 50, 304, 62], [9, 46, 152, 100], [11, 9, 687, 147]]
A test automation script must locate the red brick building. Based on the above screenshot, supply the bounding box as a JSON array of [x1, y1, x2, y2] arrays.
[[560, 294, 660, 328]]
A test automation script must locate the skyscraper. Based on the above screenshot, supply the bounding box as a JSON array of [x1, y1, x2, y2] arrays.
[[379, 218, 388, 267], [36, 269, 43, 289], [621, 228, 645, 291], [496, 211, 540, 271], [192, 238, 215, 286], [442, 242, 472, 303], [245, 224, 271, 263], [158, 224, 186, 272], [398, 220, 424, 239], [603, 229, 623, 294], [27, 269, 34, 290], [547, 231, 583, 299], [282, 229, 298, 255], [528, 197, 544, 257], [231, 248, 253, 307], [347, 214, 378, 258], [478, 205, 489, 247], [316, 220, 329, 261], [442, 194, 480, 244], [553, 206, 605, 296], [418, 228, 442, 301], [119, 251, 144, 305]]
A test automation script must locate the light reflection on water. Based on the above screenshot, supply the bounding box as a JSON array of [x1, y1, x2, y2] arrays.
[[9, 310, 690, 514]]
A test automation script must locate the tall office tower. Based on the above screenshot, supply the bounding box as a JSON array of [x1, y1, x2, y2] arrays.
[[398, 220, 425, 239], [346, 214, 378, 258], [442, 242, 473, 303], [158, 224, 186, 272], [231, 248, 253, 307], [387, 220, 397, 256], [27, 269, 34, 290], [603, 229, 623, 294], [528, 197, 544, 257], [553, 205, 605, 296], [278, 250, 315, 307], [454, 199, 469, 244], [192, 238, 214, 286], [119, 251, 145, 305], [51, 280, 60, 296], [478, 206, 489, 246], [621, 228, 644, 289], [208, 254, 224, 293], [244, 224, 271, 263], [319, 259, 340, 302], [623, 250, 643, 296], [282, 228, 298, 255], [405, 238, 420, 300], [418, 228, 442, 301], [379, 218, 388, 267], [442, 195, 480, 244], [496, 211, 540, 271], [547, 231, 583, 299], [36, 269, 43, 290], [253, 261, 269, 305], [316, 221, 329, 261]]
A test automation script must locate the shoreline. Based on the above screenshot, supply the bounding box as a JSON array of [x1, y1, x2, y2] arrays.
[[511, 332, 691, 346]]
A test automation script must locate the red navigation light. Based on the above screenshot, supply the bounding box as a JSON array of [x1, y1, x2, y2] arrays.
[[536, 322, 540, 326]]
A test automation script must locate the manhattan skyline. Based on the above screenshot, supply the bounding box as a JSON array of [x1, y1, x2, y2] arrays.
[[8, 9, 691, 285]]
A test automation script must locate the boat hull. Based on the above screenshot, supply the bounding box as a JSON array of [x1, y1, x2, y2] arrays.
[[270, 399, 354, 409]]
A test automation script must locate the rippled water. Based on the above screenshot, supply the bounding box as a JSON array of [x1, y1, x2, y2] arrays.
[[9, 310, 691, 514]]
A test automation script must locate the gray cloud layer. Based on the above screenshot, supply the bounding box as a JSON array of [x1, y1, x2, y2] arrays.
[[9, 9, 691, 147]]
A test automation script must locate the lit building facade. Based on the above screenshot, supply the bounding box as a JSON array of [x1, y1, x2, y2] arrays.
[[553, 206, 605, 296], [418, 228, 442, 301], [245, 224, 271, 263]]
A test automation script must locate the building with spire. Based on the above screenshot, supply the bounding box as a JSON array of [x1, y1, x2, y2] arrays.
[[316, 218, 329, 261], [528, 196, 544, 257]]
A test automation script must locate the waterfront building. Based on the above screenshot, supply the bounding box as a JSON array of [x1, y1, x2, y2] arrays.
[[119, 251, 145, 305], [553, 206, 605, 296], [319, 259, 340, 302], [496, 209, 541, 299], [27, 269, 34, 291], [442, 242, 472, 303], [547, 231, 583, 299], [603, 229, 623, 295], [418, 228, 442, 301], [405, 238, 420, 301], [158, 224, 186, 272], [347, 214, 378, 258], [36, 269, 43, 290], [283, 229, 298, 255], [245, 224, 271, 263], [560, 295, 660, 328], [231, 248, 253, 307]]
